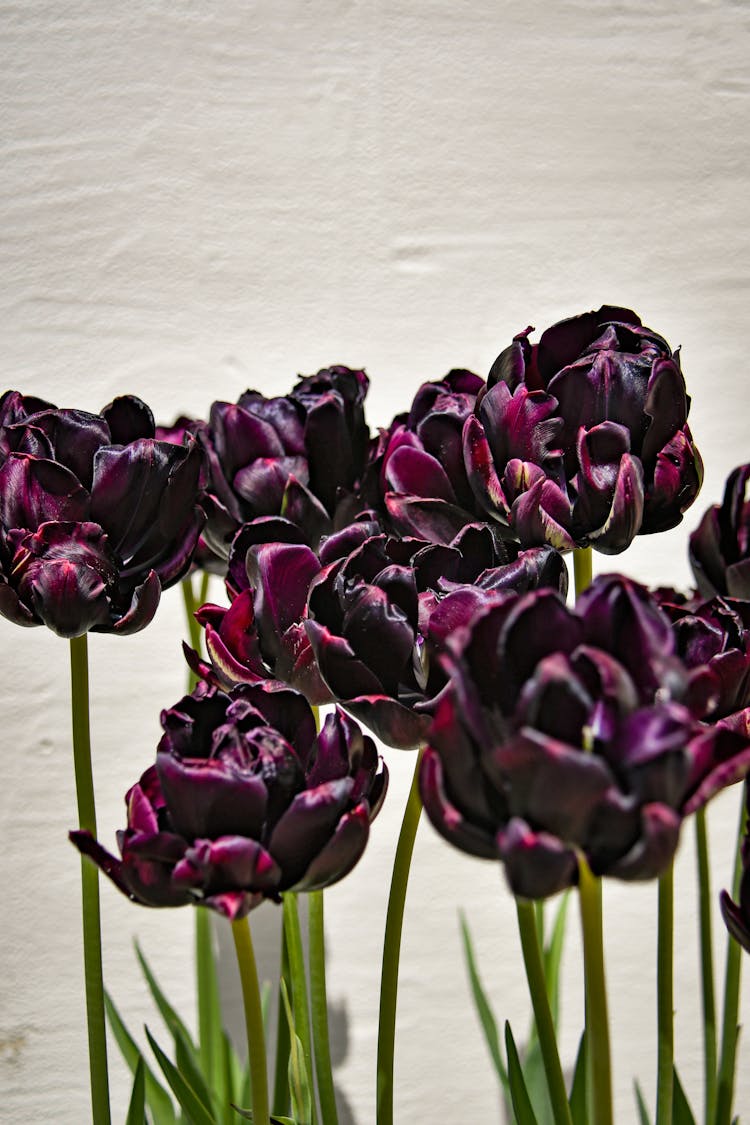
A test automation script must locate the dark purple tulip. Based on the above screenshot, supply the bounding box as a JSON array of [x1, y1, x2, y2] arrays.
[[420, 574, 750, 899], [198, 366, 371, 560], [155, 413, 224, 575], [464, 308, 703, 553], [187, 541, 331, 705], [690, 463, 750, 599], [0, 391, 205, 637], [185, 513, 388, 705], [304, 531, 568, 749], [71, 681, 387, 919], [655, 589, 750, 721], [364, 369, 487, 545]]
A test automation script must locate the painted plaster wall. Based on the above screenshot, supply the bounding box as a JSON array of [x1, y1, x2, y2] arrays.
[[2, 1, 750, 1120]]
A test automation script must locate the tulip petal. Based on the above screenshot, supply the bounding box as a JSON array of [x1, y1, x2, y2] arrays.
[[268, 776, 354, 886], [291, 803, 371, 891], [497, 818, 578, 899], [156, 750, 269, 841], [419, 747, 499, 859]]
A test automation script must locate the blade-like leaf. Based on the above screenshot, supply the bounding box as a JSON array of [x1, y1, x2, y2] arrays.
[[459, 911, 508, 1089], [146, 1026, 218, 1125], [195, 911, 227, 1111], [104, 991, 176, 1125], [273, 932, 292, 1118], [281, 979, 313, 1125], [221, 1027, 243, 1124], [231, 1111, 296, 1124], [521, 1039, 554, 1125], [136, 942, 194, 1049], [567, 1031, 586, 1125], [672, 1066, 697, 1125], [125, 1058, 146, 1125], [633, 1079, 652, 1125], [505, 1022, 539, 1125], [173, 1021, 219, 1119], [282, 894, 315, 1125], [543, 892, 570, 1030]]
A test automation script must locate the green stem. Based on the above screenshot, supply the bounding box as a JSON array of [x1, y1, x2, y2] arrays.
[[516, 900, 574, 1125], [377, 749, 424, 1125], [231, 916, 270, 1125], [309, 890, 339, 1125], [578, 855, 612, 1125], [195, 909, 221, 1085], [656, 865, 674, 1125], [273, 924, 292, 1116], [283, 894, 317, 1125], [573, 546, 593, 600], [696, 808, 718, 1124], [69, 634, 111, 1125], [715, 796, 747, 1125]]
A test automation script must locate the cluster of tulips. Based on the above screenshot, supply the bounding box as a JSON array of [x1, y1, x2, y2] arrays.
[[3, 304, 750, 1124]]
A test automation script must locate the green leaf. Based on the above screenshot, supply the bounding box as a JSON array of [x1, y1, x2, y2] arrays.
[[521, 1039, 554, 1125], [281, 979, 313, 1125], [567, 1031, 586, 1125], [633, 1079, 652, 1125], [125, 1058, 146, 1125], [104, 991, 176, 1125], [173, 1021, 219, 1119], [273, 931, 293, 1118], [231, 1112, 296, 1124], [195, 910, 226, 1107], [542, 892, 570, 1030], [505, 1022, 539, 1125], [459, 911, 508, 1089], [136, 942, 195, 1049], [146, 1026, 218, 1125], [672, 1066, 697, 1125]]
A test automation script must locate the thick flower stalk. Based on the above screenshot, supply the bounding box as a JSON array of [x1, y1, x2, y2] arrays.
[[0, 390, 206, 636], [197, 365, 372, 560], [463, 306, 703, 553], [71, 681, 388, 918], [690, 462, 750, 599], [420, 574, 750, 898]]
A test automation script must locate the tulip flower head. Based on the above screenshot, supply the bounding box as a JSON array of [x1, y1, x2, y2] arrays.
[[71, 682, 388, 919], [0, 391, 205, 637], [690, 462, 750, 600], [366, 368, 487, 544], [464, 307, 703, 554], [304, 530, 568, 749], [197, 366, 371, 560], [420, 574, 750, 899]]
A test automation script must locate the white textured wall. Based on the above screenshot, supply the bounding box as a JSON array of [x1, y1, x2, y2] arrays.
[[2, 2, 750, 1122]]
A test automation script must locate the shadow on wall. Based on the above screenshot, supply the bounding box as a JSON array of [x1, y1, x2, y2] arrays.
[[214, 899, 355, 1124]]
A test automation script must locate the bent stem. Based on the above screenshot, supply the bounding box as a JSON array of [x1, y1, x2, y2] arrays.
[[69, 634, 111, 1125], [695, 808, 717, 1124], [715, 795, 747, 1125], [578, 855, 612, 1125], [656, 865, 674, 1125], [231, 915, 270, 1125], [377, 748, 424, 1125], [515, 899, 573, 1125]]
